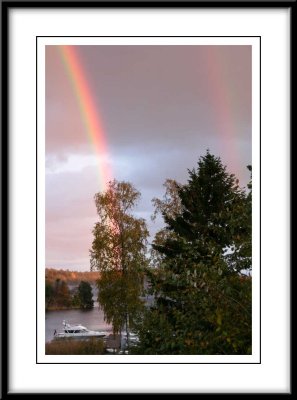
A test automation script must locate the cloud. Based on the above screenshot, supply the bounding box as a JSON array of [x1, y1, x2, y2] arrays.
[[45, 44, 252, 270], [46, 45, 251, 158]]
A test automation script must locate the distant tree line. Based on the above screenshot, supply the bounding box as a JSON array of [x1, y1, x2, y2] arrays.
[[45, 268, 99, 285], [45, 279, 94, 310]]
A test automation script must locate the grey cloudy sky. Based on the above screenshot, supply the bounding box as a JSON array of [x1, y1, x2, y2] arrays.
[[46, 45, 251, 271]]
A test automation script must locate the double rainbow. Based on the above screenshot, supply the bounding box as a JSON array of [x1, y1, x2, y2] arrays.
[[58, 45, 112, 191], [203, 46, 248, 178]]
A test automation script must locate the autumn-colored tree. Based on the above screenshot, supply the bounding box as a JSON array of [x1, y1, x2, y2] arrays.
[[151, 178, 182, 222], [55, 279, 72, 307], [90, 180, 149, 346], [150, 179, 182, 265], [45, 281, 54, 309], [45, 279, 72, 309], [45, 268, 99, 285]]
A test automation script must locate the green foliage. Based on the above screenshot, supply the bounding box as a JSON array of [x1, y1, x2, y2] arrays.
[[133, 152, 252, 355], [45, 279, 72, 310], [45, 278, 95, 310], [151, 179, 182, 222], [150, 179, 182, 265], [71, 290, 81, 308], [90, 180, 149, 340], [45, 281, 54, 309], [56, 280, 72, 307], [97, 270, 145, 334], [78, 281, 94, 309]]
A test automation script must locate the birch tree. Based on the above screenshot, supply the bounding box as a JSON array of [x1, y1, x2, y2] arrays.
[[90, 180, 149, 345]]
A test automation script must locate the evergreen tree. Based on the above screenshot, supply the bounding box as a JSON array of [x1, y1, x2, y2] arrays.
[[134, 152, 252, 355]]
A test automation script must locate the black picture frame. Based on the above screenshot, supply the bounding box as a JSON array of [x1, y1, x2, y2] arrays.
[[1, 0, 293, 396]]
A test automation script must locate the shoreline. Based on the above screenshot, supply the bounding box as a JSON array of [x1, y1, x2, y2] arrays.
[[46, 306, 93, 311]]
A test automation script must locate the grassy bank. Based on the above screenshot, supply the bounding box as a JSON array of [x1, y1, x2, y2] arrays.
[[45, 338, 105, 355]]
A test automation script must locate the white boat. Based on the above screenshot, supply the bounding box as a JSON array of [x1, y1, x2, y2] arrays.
[[54, 320, 108, 339]]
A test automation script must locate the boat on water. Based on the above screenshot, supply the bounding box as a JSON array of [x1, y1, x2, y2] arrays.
[[54, 320, 108, 339]]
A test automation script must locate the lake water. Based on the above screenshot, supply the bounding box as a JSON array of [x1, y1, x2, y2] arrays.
[[45, 294, 154, 343], [45, 305, 113, 343]]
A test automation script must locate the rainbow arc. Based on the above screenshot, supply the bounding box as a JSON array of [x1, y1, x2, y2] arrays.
[[58, 45, 112, 191]]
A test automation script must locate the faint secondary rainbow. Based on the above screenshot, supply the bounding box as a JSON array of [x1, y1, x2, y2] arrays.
[[58, 45, 112, 191], [203, 46, 248, 181]]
